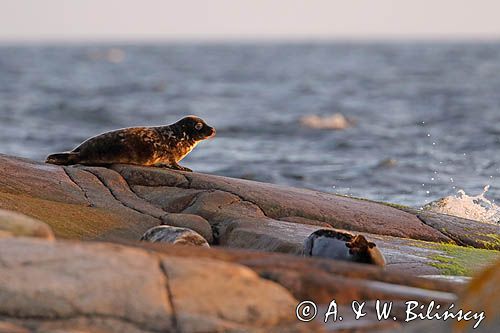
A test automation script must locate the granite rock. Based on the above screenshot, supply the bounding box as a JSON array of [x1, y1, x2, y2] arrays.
[[0, 209, 54, 240]]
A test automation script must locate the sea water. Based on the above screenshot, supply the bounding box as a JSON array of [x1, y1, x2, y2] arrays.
[[0, 42, 499, 210]]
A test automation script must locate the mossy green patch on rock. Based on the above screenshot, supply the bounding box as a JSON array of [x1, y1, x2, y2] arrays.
[[428, 243, 500, 276], [379, 201, 414, 212], [477, 233, 500, 250]]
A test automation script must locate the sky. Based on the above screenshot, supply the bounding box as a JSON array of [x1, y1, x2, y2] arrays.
[[1, 0, 500, 42]]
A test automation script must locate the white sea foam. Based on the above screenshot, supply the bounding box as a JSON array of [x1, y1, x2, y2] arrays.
[[422, 186, 500, 224]]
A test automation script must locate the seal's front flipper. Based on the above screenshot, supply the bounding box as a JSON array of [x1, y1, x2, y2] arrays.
[[171, 162, 192, 172], [154, 162, 192, 172]]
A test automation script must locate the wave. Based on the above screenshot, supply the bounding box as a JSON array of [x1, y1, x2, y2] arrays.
[[422, 186, 500, 224]]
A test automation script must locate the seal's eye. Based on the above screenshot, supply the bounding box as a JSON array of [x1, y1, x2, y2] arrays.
[[195, 122, 203, 130]]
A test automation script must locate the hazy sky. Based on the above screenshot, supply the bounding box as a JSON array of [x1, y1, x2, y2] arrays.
[[1, 0, 500, 42]]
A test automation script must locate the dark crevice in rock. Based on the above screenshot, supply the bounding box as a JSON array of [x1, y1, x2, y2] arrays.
[[179, 172, 193, 189], [180, 173, 268, 217], [211, 190, 267, 218], [178, 190, 209, 212], [112, 172, 171, 221], [110, 166, 452, 245], [113, 166, 266, 219], [117, 167, 267, 220], [82, 168, 163, 222], [212, 224, 222, 245], [61, 167, 94, 207], [158, 259, 180, 333], [126, 181, 146, 199], [416, 215, 467, 247]]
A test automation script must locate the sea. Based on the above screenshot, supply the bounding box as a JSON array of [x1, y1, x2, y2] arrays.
[[0, 42, 499, 211]]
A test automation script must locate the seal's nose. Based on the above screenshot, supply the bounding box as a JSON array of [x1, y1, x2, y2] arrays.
[[207, 127, 216, 138]]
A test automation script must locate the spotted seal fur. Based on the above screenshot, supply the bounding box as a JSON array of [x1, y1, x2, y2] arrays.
[[46, 115, 215, 172]]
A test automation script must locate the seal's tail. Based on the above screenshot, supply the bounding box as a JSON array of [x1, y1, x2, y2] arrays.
[[45, 152, 80, 165]]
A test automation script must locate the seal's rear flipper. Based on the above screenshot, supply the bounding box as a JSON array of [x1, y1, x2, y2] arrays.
[[45, 152, 79, 165]]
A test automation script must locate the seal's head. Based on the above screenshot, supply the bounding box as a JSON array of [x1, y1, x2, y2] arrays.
[[175, 116, 216, 141]]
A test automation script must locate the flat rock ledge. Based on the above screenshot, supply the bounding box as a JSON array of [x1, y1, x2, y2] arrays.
[[0, 153, 499, 332]]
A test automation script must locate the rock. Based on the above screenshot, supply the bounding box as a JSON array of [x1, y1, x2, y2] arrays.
[[219, 217, 386, 266], [111, 164, 188, 187], [79, 166, 166, 218], [417, 211, 500, 250], [123, 240, 462, 327], [0, 237, 316, 333], [402, 259, 500, 332], [0, 154, 498, 276], [0, 321, 30, 333], [141, 225, 209, 247], [0, 153, 450, 245], [0, 237, 174, 333], [0, 154, 87, 205], [0, 155, 163, 241], [130, 167, 450, 242], [127, 229, 500, 278], [182, 190, 266, 222], [279, 216, 333, 228], [0, 209, 54, 240], [113, 164, 447, 242], [456, 259, 500, 332], [133, 186, 203, 213], [0, 230, 13, 238], [161, 213, 213, 243], [161, 256, 300, 331]]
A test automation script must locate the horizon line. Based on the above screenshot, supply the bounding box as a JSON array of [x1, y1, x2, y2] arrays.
[[1, 34, 500, 46]]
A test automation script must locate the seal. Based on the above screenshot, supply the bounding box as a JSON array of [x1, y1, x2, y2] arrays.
[[304, 229, 386, 266], [141, 225, 210, 247], [45, 115, 215, 172]]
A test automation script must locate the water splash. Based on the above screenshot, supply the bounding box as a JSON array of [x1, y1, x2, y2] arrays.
[[422, 186, 500, 224]]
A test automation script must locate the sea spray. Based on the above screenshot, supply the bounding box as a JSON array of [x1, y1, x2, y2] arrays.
[[422, 186, 500, 224]]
